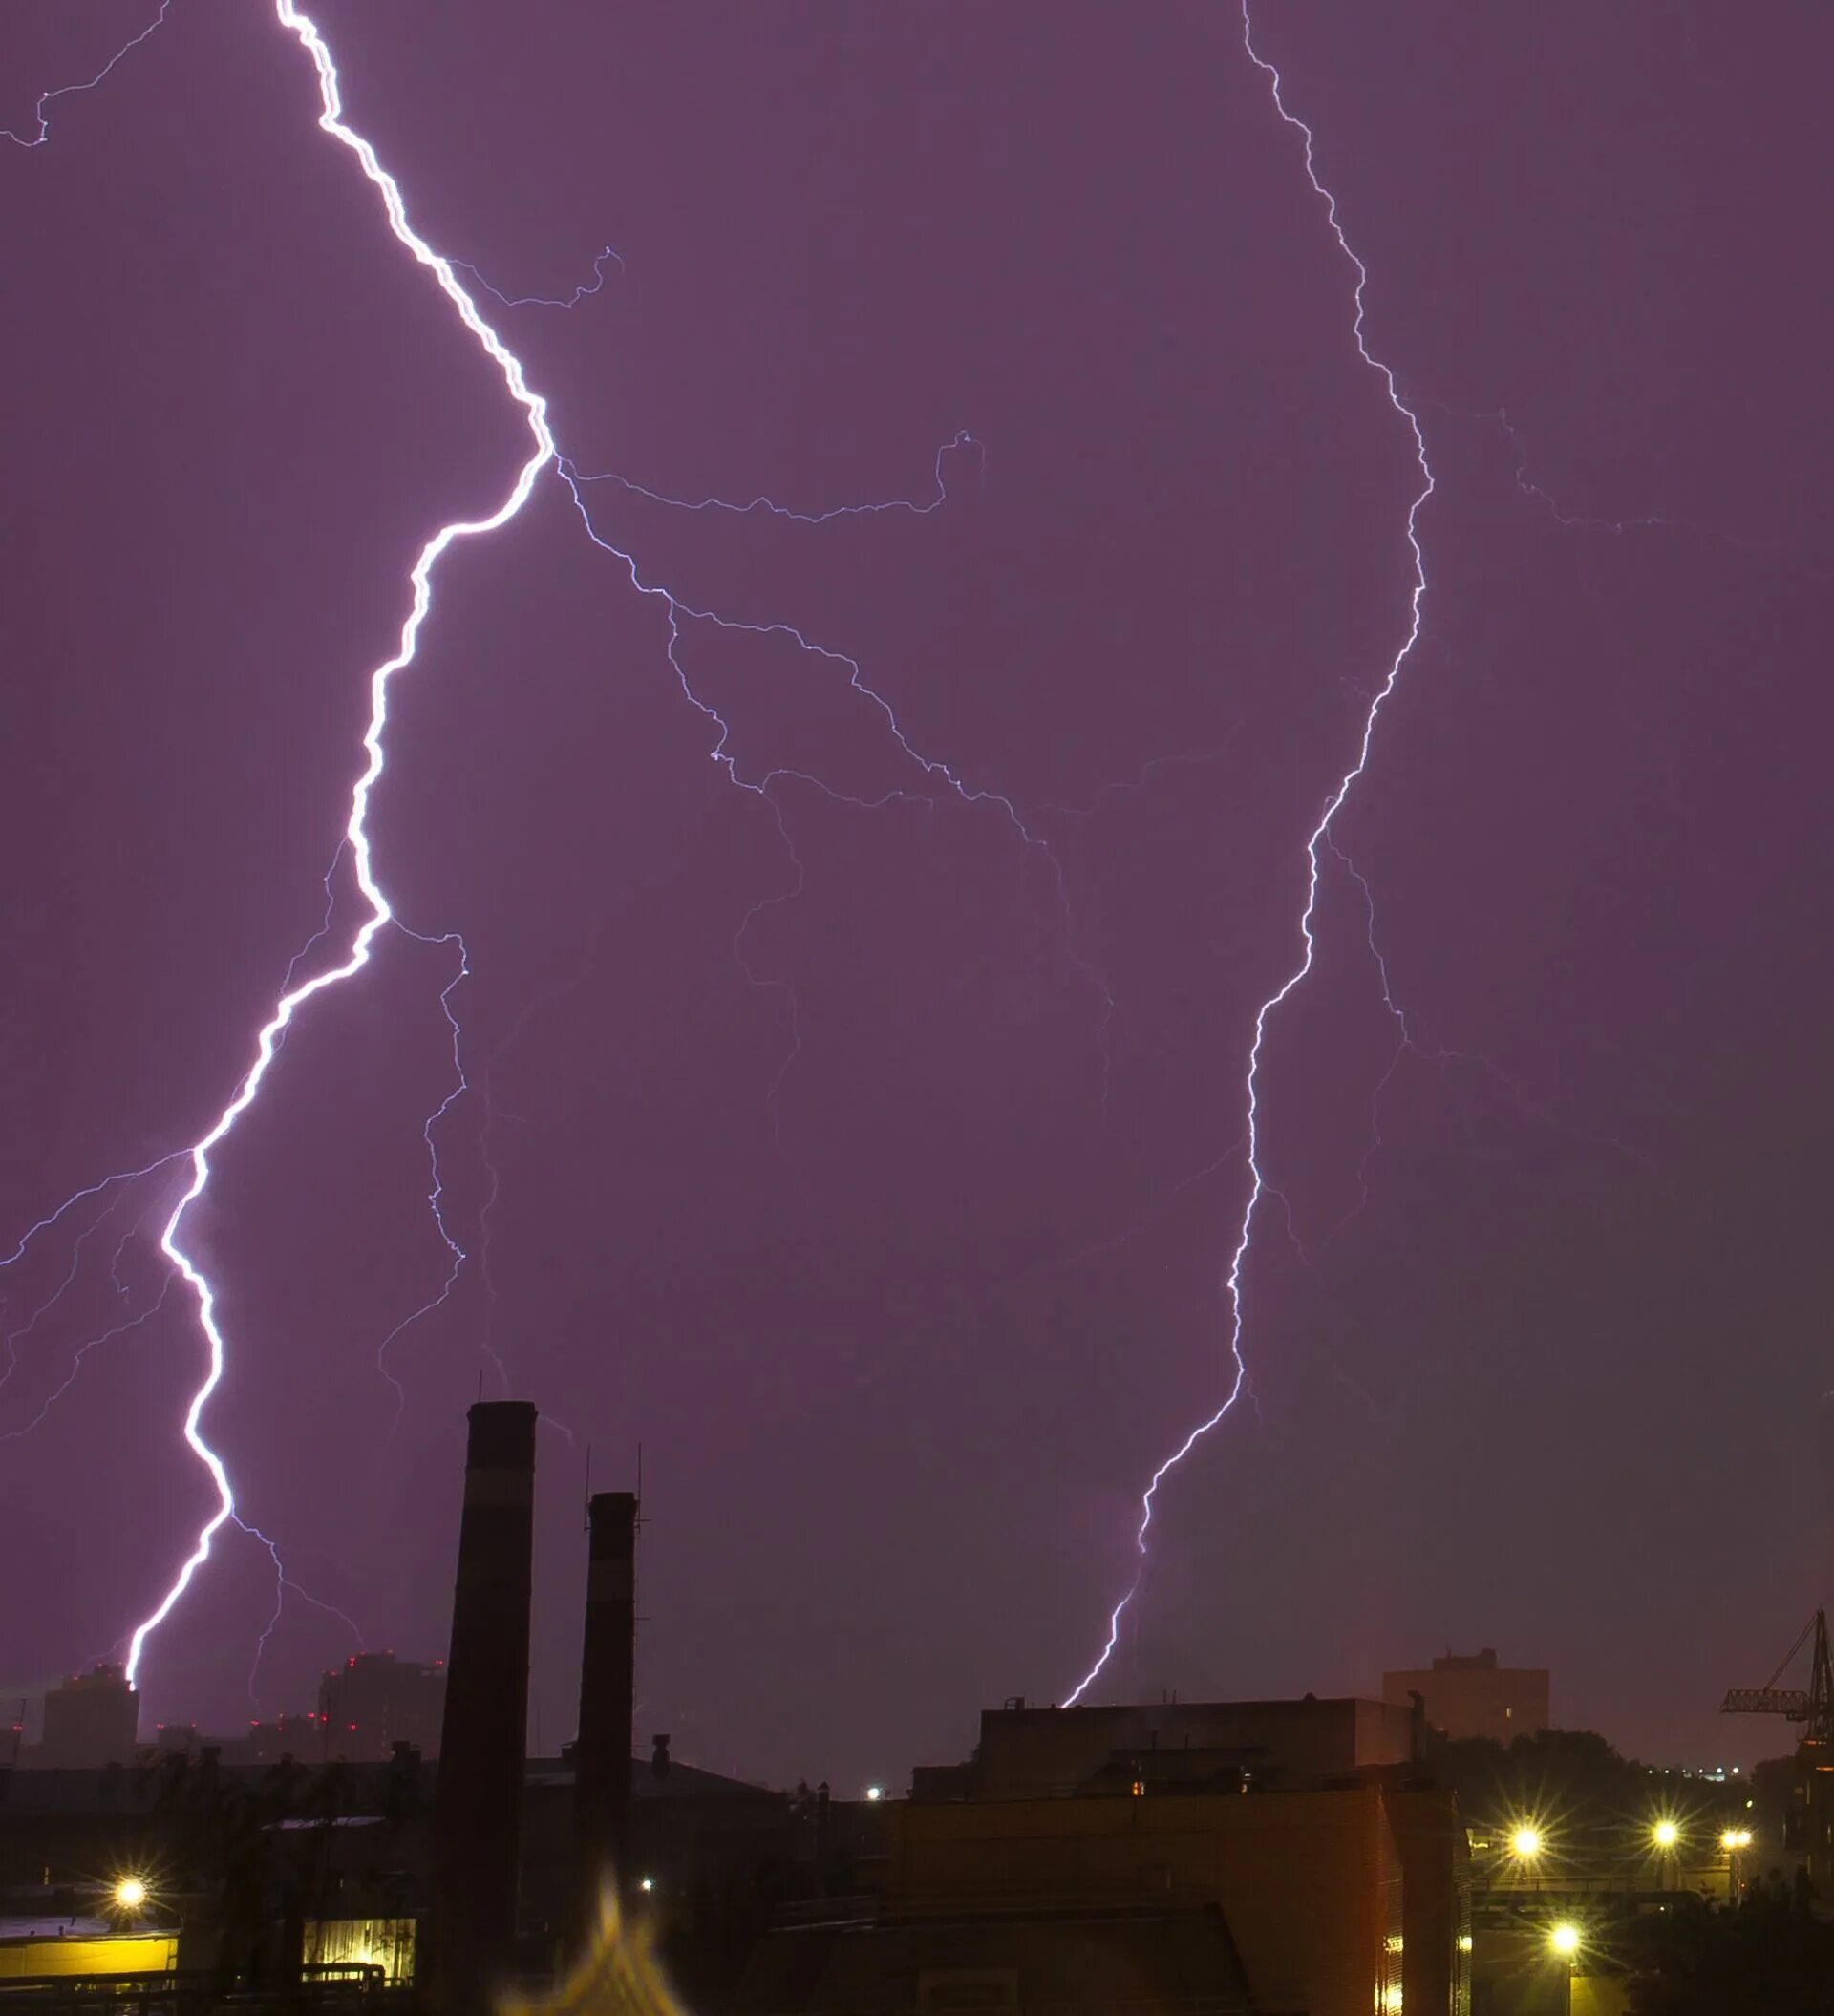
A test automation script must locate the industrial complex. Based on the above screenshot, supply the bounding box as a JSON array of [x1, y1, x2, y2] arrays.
[[2, 1401, 1824, 2015]]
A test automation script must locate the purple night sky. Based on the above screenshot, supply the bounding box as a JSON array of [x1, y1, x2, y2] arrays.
[[2, 0, 1830, 1792]]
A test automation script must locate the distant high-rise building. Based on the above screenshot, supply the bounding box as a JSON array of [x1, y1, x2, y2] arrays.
[[319, 1651, 445, 1761], [1382, 1648, 1549, 1743], [37, 1664, 138, 1767]]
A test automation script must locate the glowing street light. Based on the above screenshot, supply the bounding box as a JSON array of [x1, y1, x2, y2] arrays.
[[1651, 1819, 1679, 1850], [864, 1785, 885, 1803], [112, 1877, 149, 1914], [1548, 1922, 1581, 1959], [1719, 1827, 1753, 1851], [1509, 1824, 1544, 1860]]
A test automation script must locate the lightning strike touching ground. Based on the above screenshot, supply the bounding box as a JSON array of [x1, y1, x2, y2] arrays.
[[1063, 1, 1437, 1707], [19, 0, 1013, 1685], [117, 0, 558, 1689]]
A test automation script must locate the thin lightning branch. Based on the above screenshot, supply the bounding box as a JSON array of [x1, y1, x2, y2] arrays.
[[0, 1281, 172, 1445], [0, 1155, 182, 1278], [242, 1516, 366, 1713], [1496, 404, 1692, 538], [372, 926, 475, 1415], [1, 1185, 131, 1392], [1037, 1138, 1244, 1281], [1064, 2, 1436, 1707], [571, 429, 983, 525], [107, 1224, 142, 1299], [121, 0, 556, 1689], [1326, 834, 1651, 1222], [279, 843, 346, 996], [453, 244, 624, 311], [558, 461, 1116, 1109], [1423, 396, 1704, 541], [2, 1, 172, 150]]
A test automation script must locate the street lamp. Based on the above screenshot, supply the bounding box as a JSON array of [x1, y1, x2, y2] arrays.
[[1548, 1922, 1581, 1959], [1720, 1827, 1753, 1900], [113, 1878, 148, 1913], [1651, 1819, 1679, 1850], [1510, 1824, 1544, 1860]]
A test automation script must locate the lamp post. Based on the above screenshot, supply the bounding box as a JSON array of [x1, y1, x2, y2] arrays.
[[1719, 1827, 1753, 1902], [1651, 1818, 1679, 1893]]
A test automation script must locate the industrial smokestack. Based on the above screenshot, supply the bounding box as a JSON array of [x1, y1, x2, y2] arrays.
[[572, 1490, 637, 1940], [432, 1400, 538, 2012]]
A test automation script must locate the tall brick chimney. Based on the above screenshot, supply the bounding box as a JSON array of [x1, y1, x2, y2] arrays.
[[571, 1490, 637, 1942], [431, 1401, 537, 2010]]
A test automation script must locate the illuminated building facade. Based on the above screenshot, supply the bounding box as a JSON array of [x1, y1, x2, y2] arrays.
[[744, 1696, 1470, 2016], [301, 1916, 416, 1985], [0, 1920, 176, 1981], [1384, 1648, 1550, 1744]]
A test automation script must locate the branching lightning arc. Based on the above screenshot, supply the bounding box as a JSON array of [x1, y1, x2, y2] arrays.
[[112, 0, 560, 1687], [4, 0, 1098, 1696], [1063, 2, 1436, 1705], [11, 0, 1477, 1718]]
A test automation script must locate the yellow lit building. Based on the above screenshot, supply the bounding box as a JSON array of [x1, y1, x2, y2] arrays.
[[302, 1916, 417, 1985], [0, 1918, 177, 1981]]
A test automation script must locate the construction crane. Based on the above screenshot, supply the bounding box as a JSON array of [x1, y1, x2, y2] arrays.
[[1722, 1608, 1834, 1901], [1721, 1608, 1834, 1743]]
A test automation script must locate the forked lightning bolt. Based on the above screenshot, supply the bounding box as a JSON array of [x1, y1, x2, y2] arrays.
[[8, 0, 1091, 1694], [1064, 2, 1436, 1705], [16, 0, 1442, 1712], [116, 0, 558, 1687]]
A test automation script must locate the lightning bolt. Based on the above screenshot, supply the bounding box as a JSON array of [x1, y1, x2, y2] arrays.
[[1064, 2, 1436, 1707], [115, 0, 557, 1689], [16, 0, 1380, 1709], [41, 2, 1015, 1692]]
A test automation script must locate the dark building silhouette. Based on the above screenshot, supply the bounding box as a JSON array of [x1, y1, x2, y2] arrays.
[[430, 1400, 537, 2014], [36, 1665, 137, 1769], [320, 1651, 445, 1762], [747, 1694, 1467, 2016], [235, 1709, 326, 1765]]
